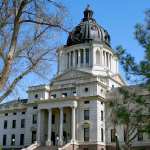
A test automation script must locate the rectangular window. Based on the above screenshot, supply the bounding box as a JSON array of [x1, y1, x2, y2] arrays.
[[67, 53, 69, 68], [124, 129, 126, 142], [84, 127, 89, 141], [3, 134, 7, 146], [5, 113, 8, 116], [106, 52, 109, 67], [84, 110, 89, 120], [4, 120, 7, 129], [12, 120, 16, 128], [52, 114, 55, 124], [101, 128, 104, 142], [137, 130, 143, 141], [101, 111, 103, 121], [75, 50, 78, 65], [13, 112, 17, 115], [32, 131, 36, 143], [80, 49, 84, 64], [20, 134, 24, 145], [70, 51, 73, 66], [11, 134, 15, 146], [33, 106, 37, 109], [111, 129, 116, 142], [85, 48, 89, 64], [84, 101, 89, 104], [32, 114, 37, 124], [63, 113, 66, 123], [85, 87, 89, 92], [22, 112, 26, 115], [21, 119, 25, 128]]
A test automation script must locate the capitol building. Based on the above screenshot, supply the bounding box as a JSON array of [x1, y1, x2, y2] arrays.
[[0, 6, 149, 150]]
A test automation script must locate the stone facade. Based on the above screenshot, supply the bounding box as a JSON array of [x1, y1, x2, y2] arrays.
[[0, 6, 149, 150]]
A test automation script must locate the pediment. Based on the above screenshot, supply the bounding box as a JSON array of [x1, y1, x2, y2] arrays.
[[112, 74, 126, 86], [54, 70, 93, 81]]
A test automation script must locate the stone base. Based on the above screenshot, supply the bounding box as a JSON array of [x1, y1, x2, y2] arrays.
[[106, 144, 150, 150], [46, 140, 51, 146], [78, 144, 105, 150], [63, 144, 150, 150]]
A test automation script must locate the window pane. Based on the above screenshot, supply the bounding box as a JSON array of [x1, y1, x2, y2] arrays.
[[101, 111, 103, 121], [12, 120, 16, 128], [138, 130, 143, 141], [67, 53, 69, 68], [111, 129, 116, 142], [75, 50, 78, 66], [21, 119, 25, 128], [3, 135, 7, 146], [32, 131, 36, 143], [80, 49, 84, 64], [11, 134, 15, 146], [20, 134, 24, 145], [4, 120, 7, 129], [52, 114, 55, 124], [32, 114, 37, 124], [86, 49, 89, 64], [101, 128, 104, 142], [84, 110, 89, 120], [70, 51, 73, 66], [84, 127, 89, 141]]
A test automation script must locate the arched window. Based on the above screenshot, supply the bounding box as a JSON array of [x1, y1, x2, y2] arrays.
[[96, 50, 100, 65]]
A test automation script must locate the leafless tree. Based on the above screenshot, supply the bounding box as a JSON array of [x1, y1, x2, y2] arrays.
[[0, 0, 68, 102]]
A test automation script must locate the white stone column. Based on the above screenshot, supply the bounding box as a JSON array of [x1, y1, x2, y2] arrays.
[[46, 109, 52, 146], [59, 107, 64, 145], [106, 52, 108, 67], [37, 110, 42, 144], [109, 54, 112, 70], [71, 106, 76, 143]]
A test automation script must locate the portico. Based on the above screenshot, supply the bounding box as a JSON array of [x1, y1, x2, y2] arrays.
[[37, 100, 77, 146]]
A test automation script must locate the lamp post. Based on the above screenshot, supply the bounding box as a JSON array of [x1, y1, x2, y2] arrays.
[[115, 133, 120, 150]]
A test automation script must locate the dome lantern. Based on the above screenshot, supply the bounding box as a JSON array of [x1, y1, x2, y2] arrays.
[[83, 5, 93, 21]]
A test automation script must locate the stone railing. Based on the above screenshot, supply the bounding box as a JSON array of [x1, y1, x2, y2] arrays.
[[58, 142, 72, 150], [21, 142, 40, 150]]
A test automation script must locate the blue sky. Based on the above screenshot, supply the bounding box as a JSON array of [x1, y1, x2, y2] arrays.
[[4, 0, 150, 101]]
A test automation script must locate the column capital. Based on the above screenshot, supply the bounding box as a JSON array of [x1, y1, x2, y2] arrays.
[[72, 105, 77, 109], [48, 108, 52, 112], [59, 106, 64, 110]]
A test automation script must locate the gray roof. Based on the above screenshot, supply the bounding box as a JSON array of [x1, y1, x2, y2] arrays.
[[67, 5, 111, 47]]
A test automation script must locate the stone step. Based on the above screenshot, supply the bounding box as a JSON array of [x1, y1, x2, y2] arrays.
[[35, 145, 59, 150]]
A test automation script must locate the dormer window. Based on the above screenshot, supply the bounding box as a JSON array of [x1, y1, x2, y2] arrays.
[[62, 93, 67, 97]]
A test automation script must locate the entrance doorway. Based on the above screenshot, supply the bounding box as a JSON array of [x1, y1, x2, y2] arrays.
[[51, 132, 56, 145]]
